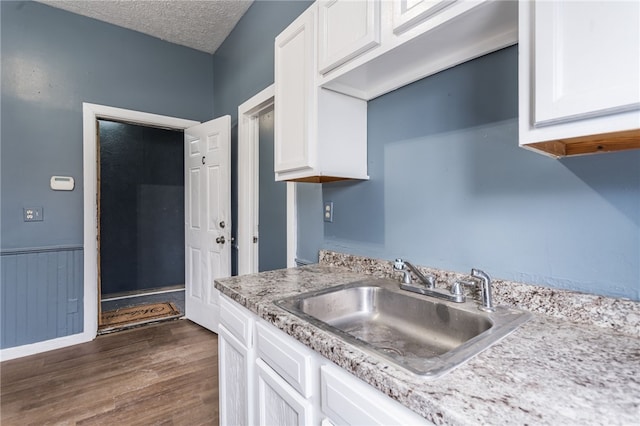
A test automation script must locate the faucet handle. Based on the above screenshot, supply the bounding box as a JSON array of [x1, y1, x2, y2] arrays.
[[393, 258, 406, 271], [392, 259, 412, 284], [450, 280, 475, 296]]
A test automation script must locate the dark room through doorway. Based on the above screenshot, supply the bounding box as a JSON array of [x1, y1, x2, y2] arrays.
[[98, 119, 185, 330]]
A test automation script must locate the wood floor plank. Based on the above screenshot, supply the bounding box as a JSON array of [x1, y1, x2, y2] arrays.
[[1, 320, 219, 425]]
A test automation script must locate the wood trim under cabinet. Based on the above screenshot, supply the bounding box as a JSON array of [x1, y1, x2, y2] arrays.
[[287, 175, 356, 183], [524, 129, 640, 158]]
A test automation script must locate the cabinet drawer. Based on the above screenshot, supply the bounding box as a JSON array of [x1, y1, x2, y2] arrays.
[[256, 322, 313, 398], [321, 364, 430, 425], [220, 295, 253, 347]]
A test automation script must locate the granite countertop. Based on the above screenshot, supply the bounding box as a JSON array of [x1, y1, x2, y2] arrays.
[[215, 264, 640, 425]]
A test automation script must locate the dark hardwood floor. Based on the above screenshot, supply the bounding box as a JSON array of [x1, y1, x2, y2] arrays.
[[1, 319, 218, 425]]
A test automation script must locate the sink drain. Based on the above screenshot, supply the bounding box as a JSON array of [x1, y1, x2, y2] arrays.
[[378, 346, 404, 357]]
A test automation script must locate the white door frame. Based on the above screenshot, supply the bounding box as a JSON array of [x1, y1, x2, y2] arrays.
[[82, 103, 199, 341], [0, 104, 199, 361], [237, 85, 297, 275]]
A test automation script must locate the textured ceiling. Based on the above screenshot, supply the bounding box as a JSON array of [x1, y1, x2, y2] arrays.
[[37, 0, 254, 54]]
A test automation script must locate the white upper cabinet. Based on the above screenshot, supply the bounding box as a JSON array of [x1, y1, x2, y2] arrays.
[[274, 7, 315, 175], [275, 3, 368, 182], [392, 0, 457, 34], [318, 0, 381, 74], [519, 0, 640, 157], [319, 0, 518, 100]]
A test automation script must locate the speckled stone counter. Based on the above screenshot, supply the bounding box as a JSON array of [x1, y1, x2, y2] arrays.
[[215, 264, 640, 425]]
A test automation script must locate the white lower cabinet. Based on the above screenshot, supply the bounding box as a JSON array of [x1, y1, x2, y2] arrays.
[[219, 325, 253, 426], [256, 359, 315, 426], [321, 363, 430, 425], [219, 295, 255, 426], [218, 294, 431, 426]]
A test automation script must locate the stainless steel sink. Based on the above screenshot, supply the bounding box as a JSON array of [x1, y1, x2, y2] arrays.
[[275, 278, 531, 378]]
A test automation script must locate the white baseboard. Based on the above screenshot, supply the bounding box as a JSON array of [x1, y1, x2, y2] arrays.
[[0, 331, 96, 362]]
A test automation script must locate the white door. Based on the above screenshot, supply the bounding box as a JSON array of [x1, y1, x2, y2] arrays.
[[185, 115, 231, 333]]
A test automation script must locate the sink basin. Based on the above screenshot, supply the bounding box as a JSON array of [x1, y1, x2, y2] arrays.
[[275, 278, 531, 378]]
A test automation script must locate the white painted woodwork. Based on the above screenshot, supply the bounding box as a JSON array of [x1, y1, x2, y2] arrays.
[[184, 116, 231, 333], [319, 0, 518, 100], [256, 359, 314, 426], [218, 295, 431, 425], [275, 4, 369, 182], [320, 364, 431, 425], [237, 85, 299, 273], [219, 325, 254, 426], [238, 86, 275, 276], [220, 295, 253, 347], [256, 322, 313, 398], [533, 1, 640, 127], [77, 103, 198, 360], [219, 296, 256, 426], [392, 0, 457, 35], [275, 6, 315, 175], [318, 0, 381, 75], [519, 0, 640, 151]]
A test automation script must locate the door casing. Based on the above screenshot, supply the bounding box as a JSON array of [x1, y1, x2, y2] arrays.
[[237, 85, 297, 275], [83, 103, 199, 340]]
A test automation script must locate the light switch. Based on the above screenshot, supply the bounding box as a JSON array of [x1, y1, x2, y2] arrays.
[[24, 207, 44, 222], [324, 201, 333, 223]]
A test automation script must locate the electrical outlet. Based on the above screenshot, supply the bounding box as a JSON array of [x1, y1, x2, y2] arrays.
[[323, 201, 333, 223], [24, 207, 44, 222]]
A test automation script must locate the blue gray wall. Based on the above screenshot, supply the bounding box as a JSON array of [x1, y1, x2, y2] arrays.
[[211, 1, 638, 300], [211, 0, 314, 272], [258, 108, 288, 272], [1, 1, 213, 348], [322, 46, 640, 301]]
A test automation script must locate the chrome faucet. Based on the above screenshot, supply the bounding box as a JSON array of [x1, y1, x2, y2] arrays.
[[470, 268, 495, 312], [393, 259, 435, 288], [393, 259, 468, 303]]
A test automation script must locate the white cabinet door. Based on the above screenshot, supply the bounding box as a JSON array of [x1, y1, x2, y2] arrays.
[[392, 0, 457, 34], [184, 116, 231, 333], [255, 322, 313, 398], [255, 359, 314, 426], [318, 0, 381, 74], [274, 4, 369, 182], [274, 6, 316, 175], [518, 0, 640, 156], [219, 325, 254, 426], [533, 1, 640, 127]]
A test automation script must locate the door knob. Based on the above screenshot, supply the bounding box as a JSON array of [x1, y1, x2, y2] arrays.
[[219, 221, 225, 228], [216, 236, 225, 244]]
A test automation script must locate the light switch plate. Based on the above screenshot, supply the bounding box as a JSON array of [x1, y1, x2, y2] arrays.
[[323, 201, 333, 223]]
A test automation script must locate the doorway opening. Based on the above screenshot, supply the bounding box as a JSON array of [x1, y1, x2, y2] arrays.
[[83, 103, 201, 340], [97, 119, 185, 331], [237, 85, 297, 276]]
